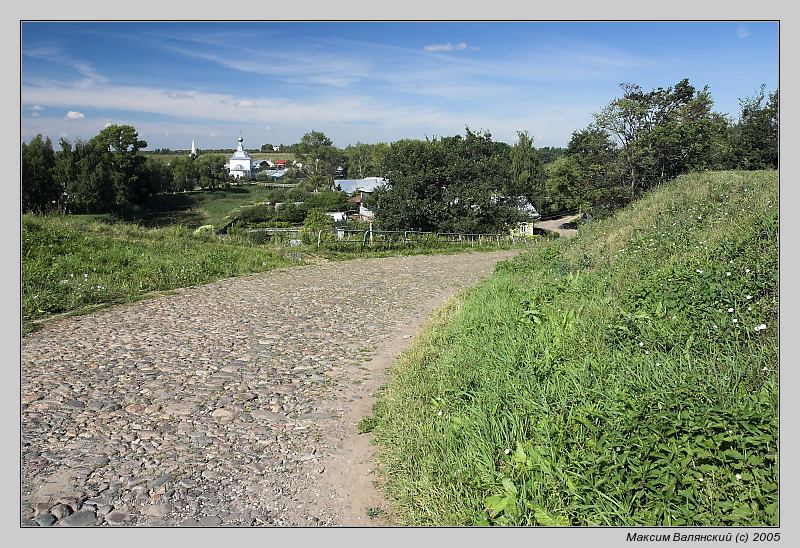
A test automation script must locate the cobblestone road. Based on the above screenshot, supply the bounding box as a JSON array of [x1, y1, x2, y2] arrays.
[[21, 250, 519, 526]]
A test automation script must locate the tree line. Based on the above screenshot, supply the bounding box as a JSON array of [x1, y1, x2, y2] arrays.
[[22, 79, 777, 229]]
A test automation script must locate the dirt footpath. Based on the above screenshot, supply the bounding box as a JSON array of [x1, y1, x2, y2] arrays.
[[21, 249, 520, 526]]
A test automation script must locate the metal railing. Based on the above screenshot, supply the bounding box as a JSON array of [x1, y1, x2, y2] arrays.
[[316, 228, 509, 248]]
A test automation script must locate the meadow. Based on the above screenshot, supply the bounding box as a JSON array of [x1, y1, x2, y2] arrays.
[[368, 170, 778, 526]]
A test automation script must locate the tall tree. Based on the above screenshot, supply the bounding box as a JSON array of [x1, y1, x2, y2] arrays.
[[731, 85, 779, 170], [295, 131, 344, 190], [510, 130, 544, 209], [21, 135, 58, 213], [88, 124, 149, 210]]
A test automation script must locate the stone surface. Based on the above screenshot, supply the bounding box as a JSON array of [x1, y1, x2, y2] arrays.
[[21, 250, 518, 526], [60, 510, 98, 527], [34, 513, 57, 527]]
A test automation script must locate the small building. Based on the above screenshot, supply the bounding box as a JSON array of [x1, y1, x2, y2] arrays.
[[227, 135, 256, 179], [349, 189, 375, 220], [326, 211, 348, 223]]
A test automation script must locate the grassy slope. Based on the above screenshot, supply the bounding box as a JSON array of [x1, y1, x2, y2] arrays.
[[371, 170, 778, 526]]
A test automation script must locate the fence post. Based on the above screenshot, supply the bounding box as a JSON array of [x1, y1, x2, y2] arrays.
[[403, 230, 409, 245], [317, 229, 324, 248]]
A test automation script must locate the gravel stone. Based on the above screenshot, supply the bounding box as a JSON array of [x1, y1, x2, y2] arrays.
[[34, 513, 57, 527], [22, 251, 517, 526], [60, 510, 98, 527]]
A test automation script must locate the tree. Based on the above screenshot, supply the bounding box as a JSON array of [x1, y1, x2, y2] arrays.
[[375, 129, 522, 233], [194, 154, 228, 190], [510, 131, 545, 210], [295, 131, 344, 190], [170, 156, 199, 192], [260, 143, 274, 152], [731, 85, 778, 169], [21, 134, 58, 213], [594, 79, 722, 200], [88, 124, 149, 210], [301, 208, 333, 244]]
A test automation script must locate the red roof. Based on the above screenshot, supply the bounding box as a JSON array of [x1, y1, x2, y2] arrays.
[[275, 159, 287, 165]]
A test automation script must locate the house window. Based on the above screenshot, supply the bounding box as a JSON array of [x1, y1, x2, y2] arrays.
[[519, 223, 528, 233]]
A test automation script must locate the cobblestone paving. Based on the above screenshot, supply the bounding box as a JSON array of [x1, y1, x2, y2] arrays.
[[21, 250, 519, 526]]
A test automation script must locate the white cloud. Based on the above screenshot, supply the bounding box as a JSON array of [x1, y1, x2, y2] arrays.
[[30, 104, 44, 111], [234, 100, 256, 108], [31, 111, 40, 118], [65, 110, 85, 120], [423, 42, 473, 52], [737, 25, 750, 39], [23, 46, 108, 86]]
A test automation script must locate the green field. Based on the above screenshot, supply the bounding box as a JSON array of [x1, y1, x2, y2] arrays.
[[369, 170, 778, 526]]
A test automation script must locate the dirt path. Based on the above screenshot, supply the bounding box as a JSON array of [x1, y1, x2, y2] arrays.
[[536, 213, 583, 238], [21, 249, 520, 527]]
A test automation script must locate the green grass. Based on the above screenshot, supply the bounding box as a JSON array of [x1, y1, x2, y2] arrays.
[[132, 185, 289, 228], [22, 214, 535, 332], [22, 214, 296, 332], [370, 170, 778, 526]]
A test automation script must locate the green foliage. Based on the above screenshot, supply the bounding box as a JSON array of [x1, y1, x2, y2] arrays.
[[21, 134, 58, 213], [295, 130, 344, 190], [22, 214, 294, 331], [370, 170, 778, 526], [376, 128, 525, 234], [301, 208, 334, 244], [343, 142, 390, 178], [731, 86, 779, 170]]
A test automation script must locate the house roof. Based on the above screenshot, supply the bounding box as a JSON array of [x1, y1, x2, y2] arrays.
[[334, 177, 386, 194]]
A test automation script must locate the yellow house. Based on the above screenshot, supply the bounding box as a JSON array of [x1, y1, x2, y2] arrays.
[[511, 221, 537, 237]]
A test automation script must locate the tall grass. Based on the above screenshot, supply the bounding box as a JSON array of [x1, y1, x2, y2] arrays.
[[370, 170, 778, 526], [22, 215, 295, 332]]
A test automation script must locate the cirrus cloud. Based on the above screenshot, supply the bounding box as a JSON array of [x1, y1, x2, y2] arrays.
[[423, 42, 479, 53]]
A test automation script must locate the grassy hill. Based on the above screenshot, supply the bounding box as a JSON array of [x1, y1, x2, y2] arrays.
[[369, 170, 778, 526]]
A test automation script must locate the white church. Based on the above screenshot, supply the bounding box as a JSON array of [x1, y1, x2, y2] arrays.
[[227, 135, 257, 179]]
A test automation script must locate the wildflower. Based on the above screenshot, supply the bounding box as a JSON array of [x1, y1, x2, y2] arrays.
[[746, 295, 752, 300], [696, 269, 703, 274], [699, 477, 704, 482], [726, 272, 731, 277], [83, 272, 88, 279], [638, 341, 644, 347], [745, 268, 751, 273], [713, 324, 718, 329], [504, 448, 511, 455], [748, 307, 752, 311], [727, 308, 734, 313], [733, 319, 738, 324], [437, 410, 442, 417], [736, 474, 742, 481], [755, 324, 767, 331], [656, 362, 661, 366]]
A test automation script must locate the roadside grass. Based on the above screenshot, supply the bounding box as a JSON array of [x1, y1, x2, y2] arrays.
[[369, 170, 778, 526], [21, 214, 296, 333], [22, 215, 534, 332]]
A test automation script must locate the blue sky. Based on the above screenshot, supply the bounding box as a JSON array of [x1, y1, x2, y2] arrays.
[[21, 21, 778, 150]]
